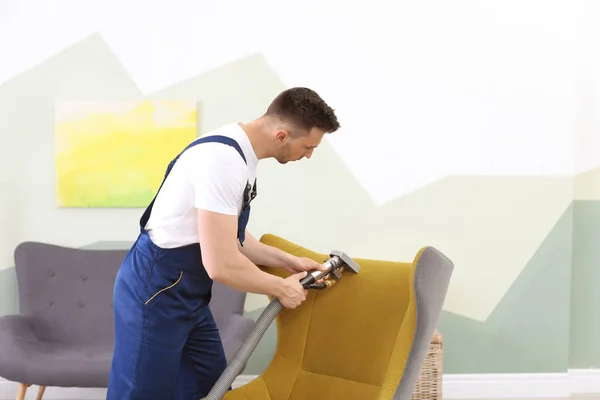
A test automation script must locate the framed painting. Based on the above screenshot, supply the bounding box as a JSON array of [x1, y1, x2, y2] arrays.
[[55, 100, 197, 208]]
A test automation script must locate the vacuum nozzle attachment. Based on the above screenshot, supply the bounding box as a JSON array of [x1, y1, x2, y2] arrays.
[[300, 250, 360, 290]]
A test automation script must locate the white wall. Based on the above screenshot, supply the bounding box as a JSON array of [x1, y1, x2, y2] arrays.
[[0, 0, 595, 317], [0, 0, 599, 376], [0, 1, 587, 194]]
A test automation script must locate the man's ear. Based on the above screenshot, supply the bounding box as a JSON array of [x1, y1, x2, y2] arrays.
[[275, 130, 289, 143]]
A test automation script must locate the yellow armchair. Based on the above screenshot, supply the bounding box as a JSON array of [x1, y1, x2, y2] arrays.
[[224, 234, 454, 400]]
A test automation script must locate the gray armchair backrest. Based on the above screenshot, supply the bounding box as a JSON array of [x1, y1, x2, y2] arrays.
[[209, 280, 247, 329], [14, 242, 127, 345]]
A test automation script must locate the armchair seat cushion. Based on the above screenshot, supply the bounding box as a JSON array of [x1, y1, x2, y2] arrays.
[[227, 373, 382, 400], [0, 316, 112, 387]]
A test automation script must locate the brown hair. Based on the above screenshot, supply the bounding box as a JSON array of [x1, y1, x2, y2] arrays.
[[265, 87, 340, 135]]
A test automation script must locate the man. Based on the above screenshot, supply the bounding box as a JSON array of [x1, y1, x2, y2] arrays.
[[106, 87, 341, 399]]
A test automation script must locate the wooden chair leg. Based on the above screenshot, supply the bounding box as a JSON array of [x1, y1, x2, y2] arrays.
[[36, 386, 46, 400], [16, 383, 30, 400]]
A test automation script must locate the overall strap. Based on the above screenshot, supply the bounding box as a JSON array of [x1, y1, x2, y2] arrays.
[[139, 135, 247, 231]]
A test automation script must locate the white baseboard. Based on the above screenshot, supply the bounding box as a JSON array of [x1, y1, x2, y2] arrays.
[[570, 369, 600, 394], [442, 373, 571, 399], [444, 370, 600, 398], [0, 370, 598, 399]]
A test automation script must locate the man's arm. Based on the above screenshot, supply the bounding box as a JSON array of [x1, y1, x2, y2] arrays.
[[197, 209, 285, 297], [188, 144, 308, 309], [238, 229, 295, 269], [239, 230, 327, 275]]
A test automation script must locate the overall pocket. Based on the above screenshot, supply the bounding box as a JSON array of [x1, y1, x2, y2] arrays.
[[141, 268, 192, 349], [144, 270, 183, 306]]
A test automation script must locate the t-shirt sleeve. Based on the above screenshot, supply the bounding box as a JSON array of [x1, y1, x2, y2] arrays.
[[186, 144, 247, 216]]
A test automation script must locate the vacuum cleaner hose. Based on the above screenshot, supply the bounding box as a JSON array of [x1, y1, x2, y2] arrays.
[[202, 297, 284, 400]]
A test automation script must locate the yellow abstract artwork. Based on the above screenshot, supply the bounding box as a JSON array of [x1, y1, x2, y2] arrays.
[[55, 100, 197, 208]]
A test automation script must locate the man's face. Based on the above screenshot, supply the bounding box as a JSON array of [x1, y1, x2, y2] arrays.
[[275, 127, 325, 164]]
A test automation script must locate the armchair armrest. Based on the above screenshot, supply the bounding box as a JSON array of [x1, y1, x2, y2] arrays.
[[394, 246, 454, 399], [0, 315, 39, 382], [0, 315, 38, 343]]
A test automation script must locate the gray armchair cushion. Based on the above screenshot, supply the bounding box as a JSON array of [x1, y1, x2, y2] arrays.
[[0, 241, 255, 388], [0, 315, 113, 387]]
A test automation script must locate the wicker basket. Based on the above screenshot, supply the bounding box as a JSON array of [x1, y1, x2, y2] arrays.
[[411, 331, 443, 400]]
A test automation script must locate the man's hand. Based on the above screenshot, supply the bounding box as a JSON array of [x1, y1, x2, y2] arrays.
[[283, 256, 327, 275], [276, 271, 309, 309]]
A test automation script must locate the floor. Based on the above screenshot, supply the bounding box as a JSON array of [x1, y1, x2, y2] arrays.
[[35, 394, 600, 400], [32, 394, 600, 400], [452, 397, 599, 400]]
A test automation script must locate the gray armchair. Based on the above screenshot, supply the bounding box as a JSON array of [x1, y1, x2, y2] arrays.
[[0, 241, 255, 399], [209, 280, 256, 364]]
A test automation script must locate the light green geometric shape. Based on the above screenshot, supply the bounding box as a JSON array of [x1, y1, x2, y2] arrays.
[[0, 268, 18, 316], [569, 200, 600, 368], [439, 204, 573, 373]]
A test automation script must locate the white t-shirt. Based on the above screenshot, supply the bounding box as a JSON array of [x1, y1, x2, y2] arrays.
[[144, 123, 259, 248]]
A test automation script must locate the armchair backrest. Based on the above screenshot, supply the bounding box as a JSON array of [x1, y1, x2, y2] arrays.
[[14, 242, 126, 344]]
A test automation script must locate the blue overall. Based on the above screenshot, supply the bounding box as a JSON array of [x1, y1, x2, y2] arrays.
[[107, 135, 256, 400]]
